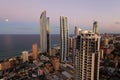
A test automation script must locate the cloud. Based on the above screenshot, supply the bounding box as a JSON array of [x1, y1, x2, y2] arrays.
[[5, 19, 8, 22], [115, 21, 120, 24], [0, 17, 9, 22]]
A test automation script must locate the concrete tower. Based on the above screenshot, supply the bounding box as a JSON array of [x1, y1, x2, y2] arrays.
[[73, 30, 101, 80], [93, 21, 98, 34], [32, 43, 38, 60], [74, 26, 82, 35], [60, 16, 69, 62]]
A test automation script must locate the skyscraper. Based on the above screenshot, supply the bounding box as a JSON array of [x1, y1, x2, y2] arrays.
[[60, 16, 69, 62], [74, 26, 78, 35], [73, 30, 101, 80], [46, 17, 51, 54], [32, 43, 38, 60], [93, 21, 98, 34], [74, 26, 82, 35], [40, 11, 50, 54]]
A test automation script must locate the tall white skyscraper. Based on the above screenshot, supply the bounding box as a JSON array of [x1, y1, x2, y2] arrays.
[[40, 11, 50, 54], [60, 16, 69, 62], [73, 30, 101, 80]]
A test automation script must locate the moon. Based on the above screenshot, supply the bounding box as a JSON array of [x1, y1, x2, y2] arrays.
[[5, 19, 8, 22]]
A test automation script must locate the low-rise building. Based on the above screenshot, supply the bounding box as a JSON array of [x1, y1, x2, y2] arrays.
[[0, 61, 11, 70]]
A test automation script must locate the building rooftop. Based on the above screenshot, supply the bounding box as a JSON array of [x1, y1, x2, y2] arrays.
[[80, 30, 94, 34], [62, 71, 73, 79]]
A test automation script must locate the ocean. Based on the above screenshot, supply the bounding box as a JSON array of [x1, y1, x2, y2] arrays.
[[0, 34, 60, 60]]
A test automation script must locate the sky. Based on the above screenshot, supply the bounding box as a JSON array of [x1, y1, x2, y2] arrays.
[[0, 0, 120, 34]]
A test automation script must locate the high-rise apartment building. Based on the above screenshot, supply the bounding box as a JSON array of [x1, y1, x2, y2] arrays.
[[32, 43, 38, 60], [74, 26, 82, 35], [40, 11, 50, 54], [93, 21, 98, 34], [22, 51, 29, 62], [60, 16, 69, 62], [73, 30, 101, 80], [69, 37, 73, 49]]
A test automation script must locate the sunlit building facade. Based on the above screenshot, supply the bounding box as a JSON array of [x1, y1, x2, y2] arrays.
[[73, 30, 101, 80], [0, 61, 11, 70], [32, 43, 38, 60], [22, 51, 29, 62], [40, 11, 50, 54]]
